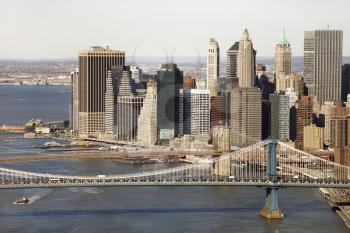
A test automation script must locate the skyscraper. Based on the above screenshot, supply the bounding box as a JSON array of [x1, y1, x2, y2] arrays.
[[70, 69, 79, 132], [342, 64, 350, 101], [304, 30, 343, 104], [156, 64, 183, 141], [207, 38, 220, 96], [226, 42, 239, 79], [275, 29, 292, 78], [237, 29, 256, 88], [104, 70, 115, 135], [270, 93, 290, 141], [210, 95, 225, 128], [295, 96, 314, 150], [78, 46, 125, 135], [181, 89, 210, 135], [137, 81, 157, 146], [230, 87, 262, 147], [116, 67, 143, 141]]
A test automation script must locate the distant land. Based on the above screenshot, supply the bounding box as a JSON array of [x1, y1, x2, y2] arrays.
[[0, 56, 349, 66]]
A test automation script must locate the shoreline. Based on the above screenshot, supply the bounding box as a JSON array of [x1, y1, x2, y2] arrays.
[[319, 188, 350, 229]]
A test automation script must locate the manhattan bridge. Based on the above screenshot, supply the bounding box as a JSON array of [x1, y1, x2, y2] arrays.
[[1, 139, 350, 219]]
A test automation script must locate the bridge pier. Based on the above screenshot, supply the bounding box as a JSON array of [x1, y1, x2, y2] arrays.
[[260, 139, 284, 219], [259, 187, 284, 219]]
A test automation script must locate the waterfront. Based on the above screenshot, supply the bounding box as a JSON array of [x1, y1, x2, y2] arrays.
[[0, 85, 349, 232]]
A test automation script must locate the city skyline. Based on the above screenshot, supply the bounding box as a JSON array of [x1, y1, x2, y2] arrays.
[[1, 0, 350, 59]]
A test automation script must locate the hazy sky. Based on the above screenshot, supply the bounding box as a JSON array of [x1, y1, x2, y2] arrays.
[[1, 0, 349, 59]]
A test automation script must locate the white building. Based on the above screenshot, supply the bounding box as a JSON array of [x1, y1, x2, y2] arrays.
[[207, 38, 220, 96], [181, 89, 210, 135], [137, 81, 157, 146], [104, 70, 116, 135], [285, 88, 298, 107]]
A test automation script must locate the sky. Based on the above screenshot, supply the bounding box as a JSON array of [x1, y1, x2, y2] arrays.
[[1, 0, 349, 59]]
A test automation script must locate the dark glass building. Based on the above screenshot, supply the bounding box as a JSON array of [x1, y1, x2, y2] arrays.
[[156, 64, 183, 141]]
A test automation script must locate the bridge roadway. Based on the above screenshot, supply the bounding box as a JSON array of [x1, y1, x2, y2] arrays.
[[2, 139, 350, 219], [0, 150, 220, 164]]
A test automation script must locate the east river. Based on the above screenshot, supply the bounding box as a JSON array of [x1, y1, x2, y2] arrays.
[[0, 85, 349, 233]]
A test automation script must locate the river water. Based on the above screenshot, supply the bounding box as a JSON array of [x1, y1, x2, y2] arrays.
[[0, 85, 349, 233]]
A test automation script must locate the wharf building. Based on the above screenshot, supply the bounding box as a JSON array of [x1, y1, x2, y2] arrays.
[[304, 30, 343, 104], [78, 46, 125, 136], [156, 64, 183, 142]]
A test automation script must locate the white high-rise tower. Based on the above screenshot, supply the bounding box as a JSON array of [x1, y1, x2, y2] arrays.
[[207, 38, 220, 96], [237, 29, 256, 88]]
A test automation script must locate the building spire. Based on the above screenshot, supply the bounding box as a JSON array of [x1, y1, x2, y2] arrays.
[[279, 27, 288, 44], [242, 28, 250, 40]]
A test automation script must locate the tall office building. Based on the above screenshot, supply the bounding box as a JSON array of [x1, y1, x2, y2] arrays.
[[275, 29, 292, 78], [320, 101, 336, 146], [295, 96, 314, 150], [207, 38, 220, 96], [342, 64, 350, 101], [181, 89, 210, 135], [78, 46, 125, 135], [137, 81, 157, 146], [104, 70, 115, 135], [230, 87, 262, 147], [304, 30, 343, 104], [330, 103, 350, 148], [117, 68, 143, 141], [70, 70, 79, 132], [330, 103, 350, 166], [270, 94, 290, 141], [226, 42, 239, 79], [210, 96, 225, 128], [238, 29, 256, 88], [156, 64, 183, 141]]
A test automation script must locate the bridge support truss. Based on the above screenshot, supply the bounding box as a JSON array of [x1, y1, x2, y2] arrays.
[[259, 139, 284, 219]]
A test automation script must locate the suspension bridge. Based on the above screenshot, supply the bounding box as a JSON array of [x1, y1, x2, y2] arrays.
[[1, 139, 350, 219]]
